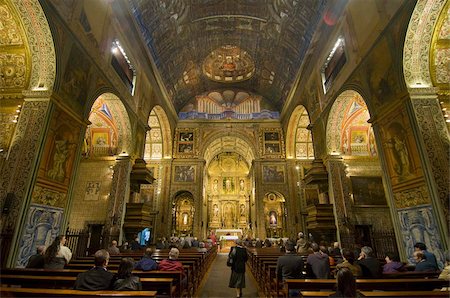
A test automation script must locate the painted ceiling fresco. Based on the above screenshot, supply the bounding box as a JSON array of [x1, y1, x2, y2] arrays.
[[128, 0, 326, 113]]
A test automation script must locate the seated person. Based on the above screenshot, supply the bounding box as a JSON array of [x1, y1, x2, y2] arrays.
[[113, 258, 142, 290], [277, 241, 304, 297], [107, 240, 120, 255], [135, 248, 158, 271], [439, 250, 450, 280], [159, 247, 187, 287], [197, 242, 207, 253], [74, 249, 115, 290], [44, 235, 72, 269], [414, 251, 438, 272], [414, 242, 439, 270], [356, 246, 381, 278], [306, 243, 330, 278], [335, 249, 362, 278], [26, 245, 45, 268], [329, 267, 357, 298], [383, 252, 405, 273]]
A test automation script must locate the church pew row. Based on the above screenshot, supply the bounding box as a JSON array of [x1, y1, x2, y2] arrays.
[[1, 269, 185, 297], [277, 278, 448, 298], [297, 291, 450, 298], [0, 288, 157, 297], [0, 275, 175, 297]]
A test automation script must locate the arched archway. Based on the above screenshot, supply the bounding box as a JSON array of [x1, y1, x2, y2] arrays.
[[69, 92, 133, 239], [286, 105, 314, 159], [326, 90, 376, 156], [325, 89, 395, 253]]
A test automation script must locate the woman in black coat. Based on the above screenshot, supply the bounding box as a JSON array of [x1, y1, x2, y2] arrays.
[[228, 239, 248, 298]]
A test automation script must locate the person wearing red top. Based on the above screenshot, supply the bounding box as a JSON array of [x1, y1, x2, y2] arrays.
[[159, 248, 187, 288]]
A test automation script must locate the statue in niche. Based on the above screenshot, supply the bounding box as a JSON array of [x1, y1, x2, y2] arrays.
[[392, 135, 411, 176], [182, 212, 188, 225], [213, 204, 219, 219], [223, 204, 234, 228], [240, 204, 245, 217], [225, 178, 232, 192], [48, 140, 69, 181], [213, 179, 218, 193], [239, 179, 245, 191]]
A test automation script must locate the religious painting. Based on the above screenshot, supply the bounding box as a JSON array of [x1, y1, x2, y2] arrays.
[[260, 128, 285, 158], [262, 165, 285, 183], [91, 129, 110, 147], [269, 211, 277, 225], [350, 177, 386, 205], [264, 131, 280, 141], [223, 177, 235, 193], [37, 107, 81, 191], [174, 165, 195, 182], [84, 181, 101, 201], [379, 107, 423, 186], [174, 128, 197, 158]]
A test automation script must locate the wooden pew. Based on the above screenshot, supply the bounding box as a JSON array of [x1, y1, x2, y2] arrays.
[[359, 291, 450, 297], [283, 278, 448, 296], [1, 269, 185, 298], [0, 287, 157, 297], [0, 275, 175, 297]]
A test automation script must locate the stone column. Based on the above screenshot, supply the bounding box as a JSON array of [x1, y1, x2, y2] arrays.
[[324, 155, 354, 249], [0, 93, 52, 267], [104, 154, 132, 245], [408, 88, 449, 239]]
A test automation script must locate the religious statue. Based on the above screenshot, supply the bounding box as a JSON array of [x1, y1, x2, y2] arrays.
[[213, 179, 218, 193], [239, 179, 245, 191], [392, 135, 411, 176], [240, 204, 245, 217], [269, 211, 277, 225], [213, 204, 219, 219]]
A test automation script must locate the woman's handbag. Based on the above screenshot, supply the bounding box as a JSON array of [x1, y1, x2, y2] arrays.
[[226, 247, 235, 267]]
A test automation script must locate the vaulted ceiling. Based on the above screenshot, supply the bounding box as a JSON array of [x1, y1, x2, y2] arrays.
[[128, 0, 327, 113]]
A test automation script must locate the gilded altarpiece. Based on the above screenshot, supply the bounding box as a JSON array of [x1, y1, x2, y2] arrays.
[[379, 104, 445, 267]]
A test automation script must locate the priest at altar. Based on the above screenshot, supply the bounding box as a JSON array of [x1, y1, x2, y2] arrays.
[[215, 229, 242, 252]]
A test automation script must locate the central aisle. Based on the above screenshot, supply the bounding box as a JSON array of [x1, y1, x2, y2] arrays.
[[196, 253, 261, 297]]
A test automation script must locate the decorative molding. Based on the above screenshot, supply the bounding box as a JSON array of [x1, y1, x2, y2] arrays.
[[403, 0, 446, 88], [393, 185, 430, 208], [12, 0, 56, 91]]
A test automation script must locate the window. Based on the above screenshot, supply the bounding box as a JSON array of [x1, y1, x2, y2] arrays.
[[321, 37, 346, 93], [111, 40, 136, 95]]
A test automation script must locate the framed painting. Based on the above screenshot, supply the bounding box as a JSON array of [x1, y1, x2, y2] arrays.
[[84, 181, 101, 201], [262, 165, 285, 183], [174, 128, 197, 158], [351, 176, 386, 205], [260, 128, 285, 158], [174, 165, 195, 183]]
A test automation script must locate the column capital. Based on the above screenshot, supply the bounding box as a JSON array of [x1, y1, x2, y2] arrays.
[[407, 87, 438, 99], [22, 90, 53, 99]]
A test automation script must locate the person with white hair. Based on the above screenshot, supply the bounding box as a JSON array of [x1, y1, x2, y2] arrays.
[[159, 248, 187, 287], [296, 232, 310, 254], [356, 246, 381, 278]]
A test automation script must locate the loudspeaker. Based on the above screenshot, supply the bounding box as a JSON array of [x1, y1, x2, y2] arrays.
[[2, 193, 15, 215]]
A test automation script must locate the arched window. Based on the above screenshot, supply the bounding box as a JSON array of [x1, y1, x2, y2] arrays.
[[294, 107, 314, 159], [144, 110, 163, 160]]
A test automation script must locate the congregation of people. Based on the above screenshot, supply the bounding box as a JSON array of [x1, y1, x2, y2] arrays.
[[20, 230, 450, 297]]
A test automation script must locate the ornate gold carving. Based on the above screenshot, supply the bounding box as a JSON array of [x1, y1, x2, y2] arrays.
[[260, 127, 285, 159], [0, 53, 26, 88], [393, 185, 430, 208], [31, 185, 66, 208], [0, 2, 23, 45]]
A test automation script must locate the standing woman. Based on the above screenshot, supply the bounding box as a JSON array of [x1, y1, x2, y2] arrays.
[[228, 239, 248, 298], [44, 235, 72, 269]]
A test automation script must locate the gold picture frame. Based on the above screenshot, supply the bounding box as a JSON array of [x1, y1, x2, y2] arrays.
[[260, 128, 285, 158], [174, 128, 198, 158]]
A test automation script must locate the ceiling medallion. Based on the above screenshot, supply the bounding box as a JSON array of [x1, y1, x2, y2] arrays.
[[202, 45, 255, 83]]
